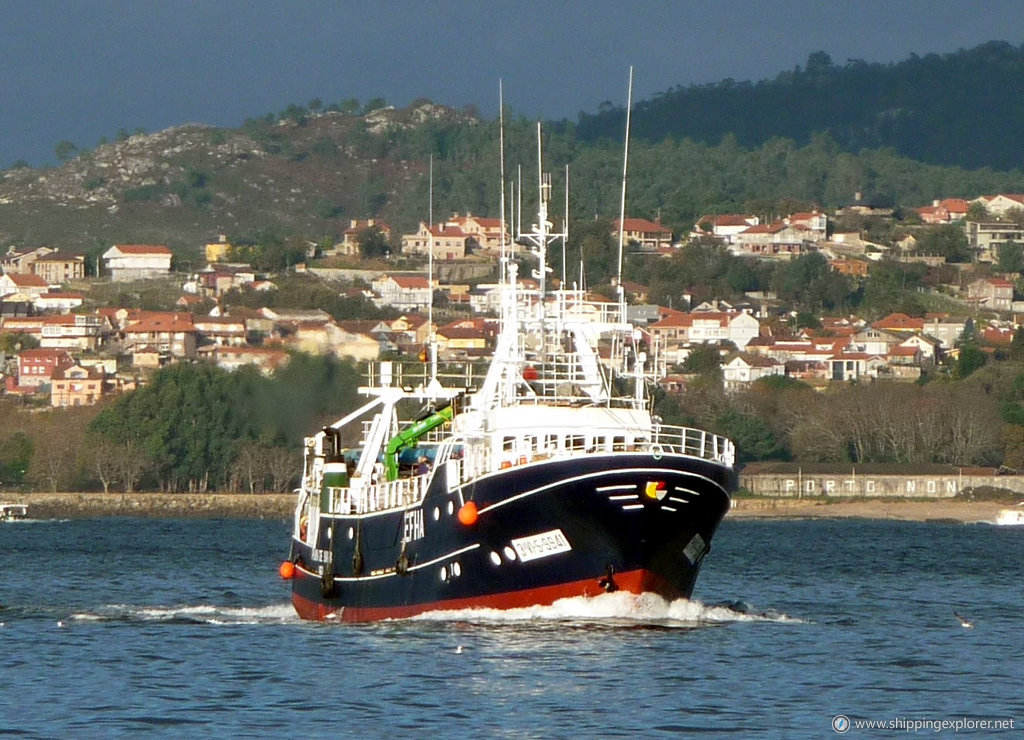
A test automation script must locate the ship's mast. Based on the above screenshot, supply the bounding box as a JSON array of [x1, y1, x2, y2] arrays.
[[426, 155, 439, 389], [518, 123, 566, 297], [498, 79, 508, 286], [615, 66, 634, 319]]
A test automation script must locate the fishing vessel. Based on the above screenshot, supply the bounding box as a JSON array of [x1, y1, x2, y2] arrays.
[[1, 503, 28, 522], [281, 86, 736, 622], [994, 504, 1024, 526]]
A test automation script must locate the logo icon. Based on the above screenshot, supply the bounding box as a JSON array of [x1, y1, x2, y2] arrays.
[[832, 715, 850, 733]]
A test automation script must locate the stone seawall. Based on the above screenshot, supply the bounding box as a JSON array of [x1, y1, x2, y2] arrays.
[[3, 492, 295, 519], [740, 472, 1024, 499]]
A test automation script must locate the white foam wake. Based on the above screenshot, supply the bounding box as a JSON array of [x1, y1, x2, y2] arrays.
[[411, 591, 804, 626], [71, 603, 299, 625]]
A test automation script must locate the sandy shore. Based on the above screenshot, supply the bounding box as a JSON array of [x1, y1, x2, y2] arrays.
[[728, 497, 1014, 523]]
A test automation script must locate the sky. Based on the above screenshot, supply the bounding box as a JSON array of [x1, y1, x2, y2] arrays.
[[3, 0, 1024, 168]]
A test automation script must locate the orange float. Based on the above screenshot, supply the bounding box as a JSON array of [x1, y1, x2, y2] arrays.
[[457, 501, 478, 526], [279, 560, 296, 579]]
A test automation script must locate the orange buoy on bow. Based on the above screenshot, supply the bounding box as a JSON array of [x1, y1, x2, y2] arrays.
[[279, 560, 296, 579], [457, 501, 478, 526]]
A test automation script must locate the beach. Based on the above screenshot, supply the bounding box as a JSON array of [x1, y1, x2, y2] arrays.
[[728, 496, 1013, 523], [2, 491, 1017, 523]]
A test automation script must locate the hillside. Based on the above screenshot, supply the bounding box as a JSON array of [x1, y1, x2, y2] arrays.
[[0, 102, 477, 259], [4, 42, 1024, 259], [576, 41, 1024, 171]]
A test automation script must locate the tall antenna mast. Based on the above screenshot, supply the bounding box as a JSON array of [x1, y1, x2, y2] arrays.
[[615, 66, 634, 303], [516, 165, 522, 245], [562, 164, 569, 287], [499, 79, 507, 285], [535, 123, 549, 295], [427, 154, 438, 386]]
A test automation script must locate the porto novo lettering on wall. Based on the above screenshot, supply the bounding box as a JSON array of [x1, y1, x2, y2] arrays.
[[740, 470, 1024, 498], [784, 478, 960, 496]]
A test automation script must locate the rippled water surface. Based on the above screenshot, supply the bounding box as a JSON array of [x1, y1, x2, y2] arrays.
[[1, 516, 1021, 737]]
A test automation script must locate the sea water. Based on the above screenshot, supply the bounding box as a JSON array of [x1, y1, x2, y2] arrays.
[[1, 516, 1021, 738]]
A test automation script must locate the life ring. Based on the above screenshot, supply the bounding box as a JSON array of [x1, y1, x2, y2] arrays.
[[299, 515, 308, 541], [651, 444, 663, 460]]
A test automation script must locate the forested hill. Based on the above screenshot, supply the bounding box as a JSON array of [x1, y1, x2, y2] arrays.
[[576, 41, 1024, 171]]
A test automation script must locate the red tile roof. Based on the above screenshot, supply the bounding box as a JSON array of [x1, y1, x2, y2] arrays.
[[389, 275, 431, 289], [4, 272, 48, 287], [872, 313, 925, 331], [614, 218, 671, 233]]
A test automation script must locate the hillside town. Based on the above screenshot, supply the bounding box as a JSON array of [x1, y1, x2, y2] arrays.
[[4, 194, 1024, 408]]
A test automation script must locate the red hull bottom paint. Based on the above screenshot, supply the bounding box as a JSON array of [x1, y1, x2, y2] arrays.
[[291, 569, 685, 622]]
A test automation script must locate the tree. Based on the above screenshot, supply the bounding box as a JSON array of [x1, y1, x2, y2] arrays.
[[0, 332, 39, 354], [1012, 328, 1024, 362], [715, 408, 787, 462], [54, 140, 79, 162], [90, 439, 120, 494], [955, 345, 987, 380], [113, 440, 152, 494], [26, 410, 89, 492], [682, 343, 723, 380], [1005, 207, 1024, 228], [861, 260, 927, 317], [356, 225, 390, 258], [966, 201, 989, 221], [90, 363, 249, 491], [0, 431, 32, 485], [916, 224, 970, 262], [89, 438, 151, 494], [996, 241, 1024, 274], [232, 444, 270, 493]]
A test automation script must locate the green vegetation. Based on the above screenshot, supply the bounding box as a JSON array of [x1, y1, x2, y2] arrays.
[[577, 41, 1024, 171]]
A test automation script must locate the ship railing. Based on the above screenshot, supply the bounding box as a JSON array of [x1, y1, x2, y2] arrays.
[[323, 473, 430, 516], [444, 423, 735, 489], [650, 423, 736, 466], [364, 360, 490, 391]]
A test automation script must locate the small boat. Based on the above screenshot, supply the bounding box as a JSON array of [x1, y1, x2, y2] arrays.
[[280, 92, 736, 621], [1, 504, 28, 522], [994, 504, 1024, 526]]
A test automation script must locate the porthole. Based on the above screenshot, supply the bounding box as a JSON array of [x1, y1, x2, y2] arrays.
[[447, 501, 455, 516], [347, 527, 354, 540], [490, 551, 502, 566], [503, 546, 517, 561], [453, 562, 462, 577], [440, 566, 448, 581], [433, 507, 440, 521]]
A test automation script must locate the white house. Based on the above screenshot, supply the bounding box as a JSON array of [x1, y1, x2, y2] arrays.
[[692, 214, 760, 242], [371, 274, 432, 310], [400, 223, 469, 260], [102, 244, 173, 281], [0, 272, 49, 300], [973, 193, 1024, 217], [723, 354, 785, 390]]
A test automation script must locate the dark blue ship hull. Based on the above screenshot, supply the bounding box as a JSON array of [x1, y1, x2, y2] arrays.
[[289, 452, 733, 621]]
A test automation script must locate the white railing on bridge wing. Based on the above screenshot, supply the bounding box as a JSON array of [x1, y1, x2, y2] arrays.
[[444, 423, 736, 488], [323, 474, 429, 515], [650, 423, 736, 467]]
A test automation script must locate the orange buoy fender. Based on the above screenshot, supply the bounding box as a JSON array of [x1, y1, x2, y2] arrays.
[[279, 560, 296, 579], [457, 501, 478, 526]]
